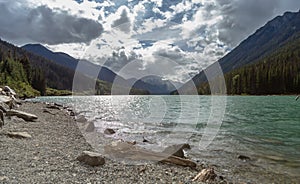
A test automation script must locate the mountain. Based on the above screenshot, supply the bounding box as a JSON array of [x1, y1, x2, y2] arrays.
[[197, 32, 300, 95], [22, 44, 77, 70], [0, 39, 149, 96], [22, 44, 128, 84], [176, 10, 300, 94], [0, 39, 78, 92], [23, 44, 180, 94], [129, 76, 182, 94]]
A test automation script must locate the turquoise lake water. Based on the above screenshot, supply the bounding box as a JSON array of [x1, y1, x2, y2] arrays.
[[34, 95, 300, 183]]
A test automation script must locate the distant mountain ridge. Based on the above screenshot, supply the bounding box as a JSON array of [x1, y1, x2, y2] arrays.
[[22, 44, 78, 70], [176, 10, 300, 94], [22, 44, 127, 84], [129, 75, 182, 95], [23, 44, 181, 94]]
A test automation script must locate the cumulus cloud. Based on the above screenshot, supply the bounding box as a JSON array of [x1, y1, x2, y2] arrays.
[[111, 6, 132, 33], [0, 1, 103, 45], [1, 0, 300, 82], [99, 47, 142, 73]]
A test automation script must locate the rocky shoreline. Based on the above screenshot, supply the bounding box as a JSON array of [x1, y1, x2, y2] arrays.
[[1, 86, 298, 183], [0, 93, 232, 184]]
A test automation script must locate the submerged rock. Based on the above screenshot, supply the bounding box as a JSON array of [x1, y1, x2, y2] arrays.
[[6, 132, 32, 139], [104, 128, 115, 135], [192, 168, 217, 182], [6, 109, 38, 121], [75, 115, 87, 123], [85, 122, 95, 132], [77, 151, 105, 166]]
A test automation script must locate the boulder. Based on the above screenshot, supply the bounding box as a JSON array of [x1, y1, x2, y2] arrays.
[[6, 132, 32, 139], [69, 111, 76, 116], [192, 168, 217, 182], [6, 110, 38, 121], [162, 143, 191, 158], [54, 103, 63, 107], [238, 155, 251, 161], [142, 137, 150, 143], [77, 151, 105, 166], [42, 108, 55, 115], [104, 128, 116, 135], [46, 104, 60, 110]]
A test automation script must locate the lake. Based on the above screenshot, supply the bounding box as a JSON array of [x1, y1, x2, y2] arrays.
[[33, 95, 300, 183]]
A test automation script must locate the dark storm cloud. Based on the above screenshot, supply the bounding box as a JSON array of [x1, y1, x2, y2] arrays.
[[215, 0, 300, 47], [0, 1, 103, 45], [111, 8, 131, 33]]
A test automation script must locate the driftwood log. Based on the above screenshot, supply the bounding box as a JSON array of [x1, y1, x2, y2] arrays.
[[104, 141, 196, 168], [6, 109, 38, 121]]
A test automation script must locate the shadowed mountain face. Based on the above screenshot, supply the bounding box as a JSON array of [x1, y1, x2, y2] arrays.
[[177, 10, 300, 94], [22, 44, 126, 84]]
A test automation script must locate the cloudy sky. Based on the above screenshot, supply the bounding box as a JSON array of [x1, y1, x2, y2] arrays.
[[0, 0, 299, 83]]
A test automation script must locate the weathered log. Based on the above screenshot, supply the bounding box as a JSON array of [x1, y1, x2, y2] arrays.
[[6, 110, 38, 121], [104, 141, 196, 168], [161, 155, 196, 168], [6, 132, 32, 139]]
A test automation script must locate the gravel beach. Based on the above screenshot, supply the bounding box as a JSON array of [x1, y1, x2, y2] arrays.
[[0, 101, 232, 184]]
